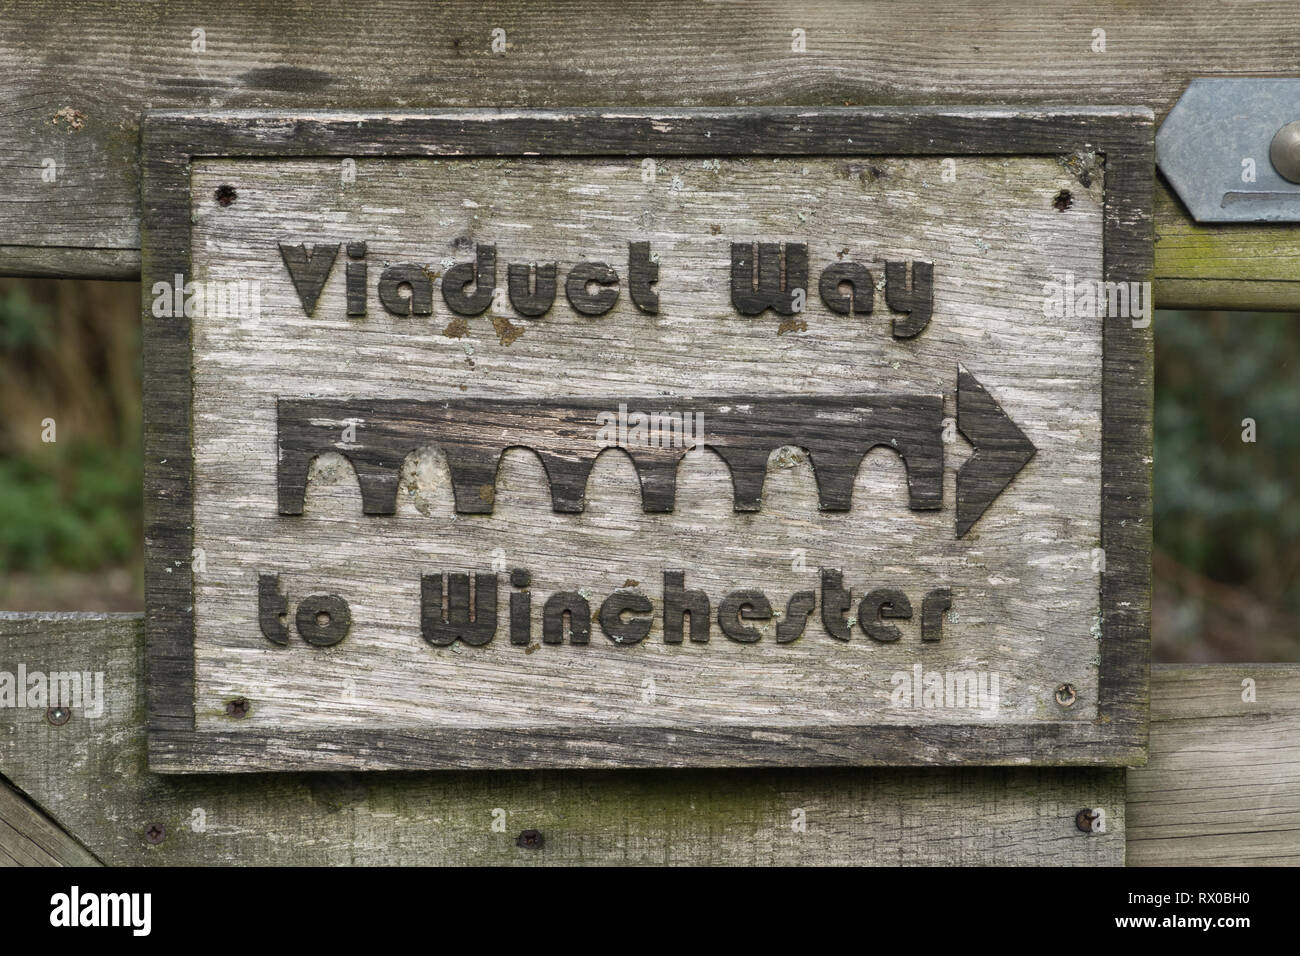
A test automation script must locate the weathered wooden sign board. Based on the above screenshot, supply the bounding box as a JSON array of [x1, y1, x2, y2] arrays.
[[142, 109, 1152, 772]]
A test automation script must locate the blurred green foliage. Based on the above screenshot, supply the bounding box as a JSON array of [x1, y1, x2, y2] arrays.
[[0, 441, 140, 572], [0, 278, 141, 583], [0, 285, 55, 352], [1154, 309, 1300, 660]]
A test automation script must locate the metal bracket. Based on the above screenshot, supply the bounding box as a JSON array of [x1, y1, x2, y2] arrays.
[[1157, 78, 1300, 223]]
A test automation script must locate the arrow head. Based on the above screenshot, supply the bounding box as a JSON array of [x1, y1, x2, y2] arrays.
[[955, 366, 1036, 538]]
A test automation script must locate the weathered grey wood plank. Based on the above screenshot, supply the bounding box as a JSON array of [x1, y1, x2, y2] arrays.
[[6, 616, 1293, 865], [0, 613, 1125, 864], [1127, 664, 1300, 866], [0, 777, 101, 867], [0, 0, 1297, 305]]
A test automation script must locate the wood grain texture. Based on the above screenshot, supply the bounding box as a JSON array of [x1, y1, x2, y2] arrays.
[[192, 157, 1101, 734], [0, 612, 1127, 865], [0, 777, 101, 867], [1127, 664, 1300, 866], [1152, 187, 1300, 310], [0, 0, 1293, 307], [141, 110, 1151, 770], [5, 615, 1295, 865]]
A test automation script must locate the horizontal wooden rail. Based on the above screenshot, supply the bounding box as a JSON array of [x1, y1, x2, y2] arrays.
[[1127, 665, 1300, 865], [1, 1, 1299, 307], [0, 613, 1295, 865]]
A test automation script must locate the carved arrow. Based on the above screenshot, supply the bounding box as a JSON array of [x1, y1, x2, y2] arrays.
[[276, 369, 1034, 537], [955, 365, 1038, 538]]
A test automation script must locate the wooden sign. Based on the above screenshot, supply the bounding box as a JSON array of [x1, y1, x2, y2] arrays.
[[142, 109, 1152, 771]]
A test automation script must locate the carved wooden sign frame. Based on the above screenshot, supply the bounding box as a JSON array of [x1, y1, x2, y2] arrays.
[[142, 109, 1152, 771]]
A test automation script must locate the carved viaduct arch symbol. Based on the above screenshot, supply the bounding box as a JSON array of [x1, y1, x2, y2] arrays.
[[275, 368, 1035, 537]]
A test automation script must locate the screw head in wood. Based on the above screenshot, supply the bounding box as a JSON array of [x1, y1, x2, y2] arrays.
[[1270, 121, 1300, 184], [45, 706, 71, 726], [224, 697, 250, 719], [143, 823, 166, 845], [516, 829, 543, 850], [1054, 683, 1078, 707], [1075, 808, 1099, 833]]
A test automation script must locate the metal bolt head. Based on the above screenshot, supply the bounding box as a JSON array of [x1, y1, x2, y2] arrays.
[[516, 829, 544, 850], [1055, 683, 1078, 707], [143, 823, 166, 845], [1159, 79, 1300, 222], [1269, 121, 1300, 184], [1075, 808, 1099, 833], [45, 706, 71, 726]]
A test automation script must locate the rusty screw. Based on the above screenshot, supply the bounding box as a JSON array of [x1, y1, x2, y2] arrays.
[[516, 829, 544, 850], [143, 823, 166, 845], [1075, 808, 1099, 833], [1055, 683, 1078, 707], [224, 697, 249, 719], [214, 183, 237, 206], [45, 706, 71, 726]]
